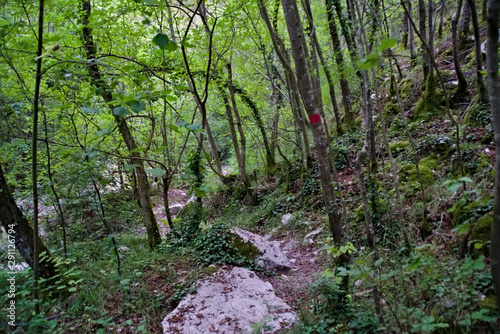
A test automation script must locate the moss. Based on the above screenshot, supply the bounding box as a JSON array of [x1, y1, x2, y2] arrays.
[[463, 99, 491, 127], [399, 78, 414, 98], [400, 163, 434, 186], [479, 294, 498, 311], [389, 140, 410, 155], [384, 100, 401, 115], [414, 72, 443, 120], [230, 234, 260, 260], [470, 213, 493, 243], [202, 266, 221, 275], [419, 157, 439, 170]]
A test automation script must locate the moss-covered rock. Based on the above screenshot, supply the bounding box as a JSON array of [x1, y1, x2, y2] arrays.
[[479, 294, 498, 311], [419, 157, 439, 170], [414, 72, 443, 120], [389, 140, 410, 155], [384, 100, 401, 115], [399, 78, 414, 99], [400, 163, 434, 186], [471, 213, 493, 243]]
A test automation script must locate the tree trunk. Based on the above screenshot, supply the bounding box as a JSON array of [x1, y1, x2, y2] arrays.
[[81, 0, 161, 249], [204, 119, 223, 175], [232, 84, 276, 171], [466, 0, 488, 102], [418, 0, 429, 80], [459, 0, 472, 50], [257, 0, 312, 167], [325, 0, 354, 129], [487, 0, 500, 309], [452, 0, 469, 102], [281, 0, 343, 243], [226, 61, 252, 193], [0, 163, 56, 279]]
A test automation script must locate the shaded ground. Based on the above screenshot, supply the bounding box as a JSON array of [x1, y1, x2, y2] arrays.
[[259, 238, 324, 315]]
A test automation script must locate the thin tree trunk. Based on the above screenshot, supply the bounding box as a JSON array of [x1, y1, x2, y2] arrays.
[[204, 119, 223, 175], [232, 84, 276, 171], [42, 109, 68, 257], [452, 0, 468, 101], [281, 0, 343, 244], [487, 0, 500, 309], [354, 150, 386, 327], [459, 0, 472, 50], [81, 0, 161, 249], [418, 0, 429, 80], [257, 0, 312, 167], [226, 61, 251, 192], [325, 0, 354, 129], [466, 0, 488, 102], [32, 0, 45, 313]]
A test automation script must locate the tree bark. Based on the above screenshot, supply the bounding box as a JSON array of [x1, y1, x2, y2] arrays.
[[418, 0, 429, 80], [459, 0, 472, 50], [281, 0, 343, 243], [487, 0, 500, 309], [466, 0, 488, 102], [0, 163, 56, 279], [325, 0, 354, 129], [452, 0, 469, 102], [81, 0, 161, 249]]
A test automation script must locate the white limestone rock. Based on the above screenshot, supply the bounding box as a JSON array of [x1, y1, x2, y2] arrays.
[[231, 228, 291, 271], [162, 267, 296, 334]]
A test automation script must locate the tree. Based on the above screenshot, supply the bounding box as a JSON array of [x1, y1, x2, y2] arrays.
[[280, 0, 343, 244], [0, 163, 56, 279], [487, 0, 500, 309], [81, 0, 161, 249]]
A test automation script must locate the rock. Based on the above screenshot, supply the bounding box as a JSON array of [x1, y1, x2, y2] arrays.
[[162, 267, 296, 334], [118, 246, 130, 252], [168, 203, 184, 216], [282, 240, 299, 251], [281, 213, 294, 225], [231, 228, 291, 271], [303, 227, 324, 245]]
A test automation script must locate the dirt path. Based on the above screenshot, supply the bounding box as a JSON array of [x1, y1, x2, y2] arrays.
[[260, 239, 324, 312]]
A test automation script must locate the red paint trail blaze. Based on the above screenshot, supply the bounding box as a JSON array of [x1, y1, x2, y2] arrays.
[[309, 114, 321, 124]]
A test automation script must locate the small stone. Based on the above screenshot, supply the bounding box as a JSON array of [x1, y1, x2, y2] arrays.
[[281, 213, 294, 225]]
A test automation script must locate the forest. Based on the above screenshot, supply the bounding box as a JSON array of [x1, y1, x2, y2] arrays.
[[1, 0, 500, 332]]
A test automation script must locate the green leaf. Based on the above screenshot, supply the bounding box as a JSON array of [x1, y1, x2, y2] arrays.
[[357, 52, 381, 70], [153, 33, 170, 50], [81, 106, 100, 114], [165, 41, 177, 52], [472, 258, 486, 270], [195, 188, 207, 198], [130, 147, 147, 153], [180, 41, 195, 48], [458, 176, 473, 183], [146, 168, 165, 178], [177, 120, 189, 127], [199, 185, 211, 193], [174, 85, 189, 91], [169, 124, 180, 133], [68, 287, 77, 292], [113, 106, 129, 117], [129, 100, 146, 113], [123, 164, 140, 172], [377, 37, 398, 51], [166, 95, 177, 102], [96, 128, 111, 136], [186, 123, 203, 131]]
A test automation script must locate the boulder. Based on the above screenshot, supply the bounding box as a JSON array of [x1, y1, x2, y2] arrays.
[[231, 228, 291, 271], [162, 267, 296, 334], [168, 203, 184, 216]]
